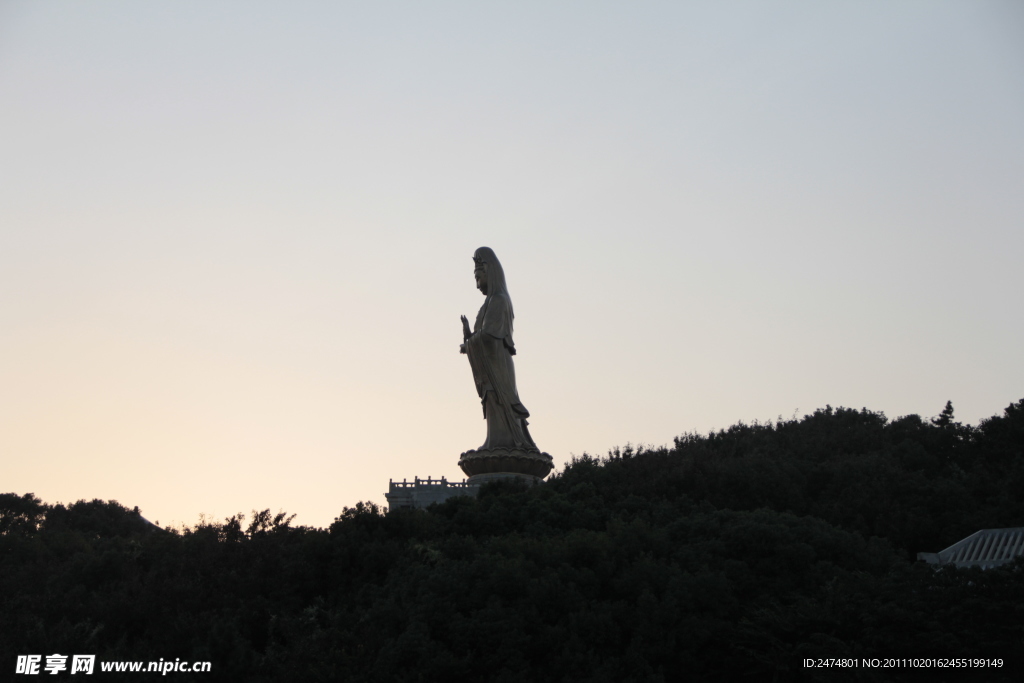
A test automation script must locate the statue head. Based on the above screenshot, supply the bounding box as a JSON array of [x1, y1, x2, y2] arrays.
[[473, 247, 508, 298]]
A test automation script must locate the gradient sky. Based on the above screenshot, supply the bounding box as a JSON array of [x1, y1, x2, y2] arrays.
[[2, 1, 1022, 529]]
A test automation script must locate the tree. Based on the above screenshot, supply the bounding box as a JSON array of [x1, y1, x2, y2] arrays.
[[932, 400, 955, 427], [0, 492, 46, 535]]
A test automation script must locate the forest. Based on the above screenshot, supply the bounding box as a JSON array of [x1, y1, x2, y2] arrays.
[[2, 399, 1023, 682]]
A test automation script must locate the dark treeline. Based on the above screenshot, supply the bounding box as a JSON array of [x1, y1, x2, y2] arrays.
[[2, 400, 1023, 681]]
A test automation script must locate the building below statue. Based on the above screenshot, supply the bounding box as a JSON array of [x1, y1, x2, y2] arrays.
[[384, 473, 543, 512], [384, 477, 476, 511]]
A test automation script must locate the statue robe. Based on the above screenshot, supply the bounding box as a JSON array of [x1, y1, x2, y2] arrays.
[[466, 291, 538, 452]]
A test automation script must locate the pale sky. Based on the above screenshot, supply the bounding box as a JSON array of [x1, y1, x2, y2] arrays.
[[2, 1, 1022, 528]]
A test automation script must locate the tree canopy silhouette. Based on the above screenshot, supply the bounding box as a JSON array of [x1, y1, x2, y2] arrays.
[[2, 399, 1022, 681]]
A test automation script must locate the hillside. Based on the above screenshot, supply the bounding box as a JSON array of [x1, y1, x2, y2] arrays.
[[2, 399, 1022, 681]]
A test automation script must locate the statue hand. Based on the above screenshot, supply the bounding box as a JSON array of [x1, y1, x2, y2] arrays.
[[459, 343, 467, 354], [460, 314, 472, 341]]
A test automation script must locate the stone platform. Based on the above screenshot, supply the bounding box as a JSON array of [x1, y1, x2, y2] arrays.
[[384, 469, 548, 512], [384, 477, 480, 512], [385, 447, 554, 512]]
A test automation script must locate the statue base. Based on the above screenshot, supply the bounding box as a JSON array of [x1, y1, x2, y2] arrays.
[[458, 447, 554, 479]]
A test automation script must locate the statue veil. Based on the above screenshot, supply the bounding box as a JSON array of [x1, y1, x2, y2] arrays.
[[473, 246, 516, 355]]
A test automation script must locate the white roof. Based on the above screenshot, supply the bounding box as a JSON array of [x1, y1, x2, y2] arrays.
[[918, 528, 1024, 569]]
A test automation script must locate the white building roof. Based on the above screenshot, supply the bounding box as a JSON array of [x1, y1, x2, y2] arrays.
[[918, 528, 1024, 569]]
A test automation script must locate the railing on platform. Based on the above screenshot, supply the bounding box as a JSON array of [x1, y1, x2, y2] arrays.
[[388, 477, 475, 489]]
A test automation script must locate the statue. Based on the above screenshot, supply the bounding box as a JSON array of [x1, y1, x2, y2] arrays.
[[458, 247, 553, 481]]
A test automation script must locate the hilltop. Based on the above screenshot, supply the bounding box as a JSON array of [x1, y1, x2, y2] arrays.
[[2, 399, 1022, 681]]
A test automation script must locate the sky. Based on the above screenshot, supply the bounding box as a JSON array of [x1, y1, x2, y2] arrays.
[[2, 1, 1022, 529]]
